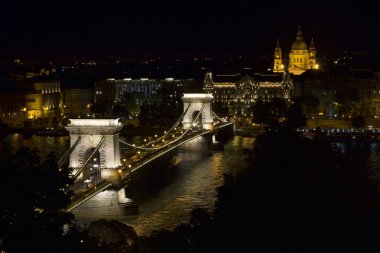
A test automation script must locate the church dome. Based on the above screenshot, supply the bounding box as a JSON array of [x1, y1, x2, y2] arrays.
[[291, 27, 308, 50], [291, 40, 308, 50]]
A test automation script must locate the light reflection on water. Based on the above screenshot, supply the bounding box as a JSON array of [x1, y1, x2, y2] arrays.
[[118, 136, 255, 235], [0, 133, 69, 160], [365, 143, 380, 203], [0, 133, 254, 235], [6, 134, 380, 236], [335, 142, 380, 204]]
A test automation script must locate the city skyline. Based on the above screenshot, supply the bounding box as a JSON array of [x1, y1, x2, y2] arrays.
[[1, 1, 379, 60]]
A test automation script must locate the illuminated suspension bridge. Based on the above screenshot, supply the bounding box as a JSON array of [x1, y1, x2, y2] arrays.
[[59, 93, 234, 214]]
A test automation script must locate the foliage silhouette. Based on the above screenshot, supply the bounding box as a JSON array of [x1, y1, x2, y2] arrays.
[[0, 147, 75, 253], [213, 126, 379, 252]]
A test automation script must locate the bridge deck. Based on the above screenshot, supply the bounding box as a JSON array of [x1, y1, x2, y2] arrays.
[[67, 179, 112, 211], [66, 120, 234, 211]]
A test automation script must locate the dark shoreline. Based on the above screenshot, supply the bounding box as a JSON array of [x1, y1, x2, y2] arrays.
[[1, 125, 259, 138]]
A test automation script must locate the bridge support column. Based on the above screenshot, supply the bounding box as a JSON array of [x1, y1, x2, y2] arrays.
[[65, 119, 122, 170], [182, 93, 214, 130], [71, 189, 138, 217]]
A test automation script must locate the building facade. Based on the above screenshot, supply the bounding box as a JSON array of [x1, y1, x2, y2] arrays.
[[273, 39, 284, 73], [94, 77, 193, 116], [274, 27, 319, 75], [33, 80, 63, 120], [203, 71, 293, 115], [0, 92, 26, 127], [25, 93, 43, 120]]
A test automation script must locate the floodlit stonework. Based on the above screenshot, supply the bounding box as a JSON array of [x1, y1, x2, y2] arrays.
[[65, 118, 122, 170], [274, 26, 319, 75], [182, 93, 214, 130]]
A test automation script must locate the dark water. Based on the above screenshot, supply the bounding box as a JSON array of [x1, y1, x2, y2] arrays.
[[336, 142, 380, 205], [2, 134, 380, 235], [0, 133, 69, 160]]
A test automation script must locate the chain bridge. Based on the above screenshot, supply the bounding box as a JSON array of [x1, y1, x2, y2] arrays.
[[60, 93, 234, 215]]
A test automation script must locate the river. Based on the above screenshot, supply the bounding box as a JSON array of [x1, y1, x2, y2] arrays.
[[0, 133, 254, 235], [2, 134, 380, 236]]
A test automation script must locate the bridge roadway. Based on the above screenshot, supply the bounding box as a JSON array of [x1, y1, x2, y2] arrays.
[[67, 122, 233, 211]]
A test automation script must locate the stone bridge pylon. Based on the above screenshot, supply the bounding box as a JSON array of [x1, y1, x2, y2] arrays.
[[64, 118, 137, 215], [182, 93, 214, 130], [65, 118, 122, 180]]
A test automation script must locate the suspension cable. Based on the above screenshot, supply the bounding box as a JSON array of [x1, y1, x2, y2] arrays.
[[212, 111, 226, 123], [119, 103, 206, 151], [156, 102, 191, 141]]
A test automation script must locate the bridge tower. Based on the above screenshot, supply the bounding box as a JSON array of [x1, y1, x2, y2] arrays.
[[182, 93, 214, 130], [65, 118, 122, 178], [64, 118, 138, 215]]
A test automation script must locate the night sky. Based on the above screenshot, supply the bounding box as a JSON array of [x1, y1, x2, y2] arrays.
[[0, 1, 379, 59]]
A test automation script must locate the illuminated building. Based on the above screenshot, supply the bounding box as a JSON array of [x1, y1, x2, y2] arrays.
[[273, 39, 284, 73], [33, 80, 63, 119], [274, 26, 319, 75], [0, 92, 26, 127], [25, 93, 43, 119], [94, 78, 162, 104], [203, 71, 293, 115], [203, 73, 237, 104], [94, 77, 193, 116]]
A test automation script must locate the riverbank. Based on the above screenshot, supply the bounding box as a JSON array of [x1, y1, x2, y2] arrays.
[[1, 124, 263, 138], [0, 126, 68, 136]]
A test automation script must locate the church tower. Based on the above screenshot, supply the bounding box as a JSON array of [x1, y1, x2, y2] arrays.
[[288, 26, 309, 75], [308, 37, 318, 69], [273, 39, 284, 73], [203, 72, 214, 93]]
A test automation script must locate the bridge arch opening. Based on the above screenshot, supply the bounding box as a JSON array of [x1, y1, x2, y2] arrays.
[[182, 93, 213, 130], [82, 147, 101, 186], [192, 110, 202, 128]]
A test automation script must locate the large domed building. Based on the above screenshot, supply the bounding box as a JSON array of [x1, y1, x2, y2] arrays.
[[273, 26, 319, 75]]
